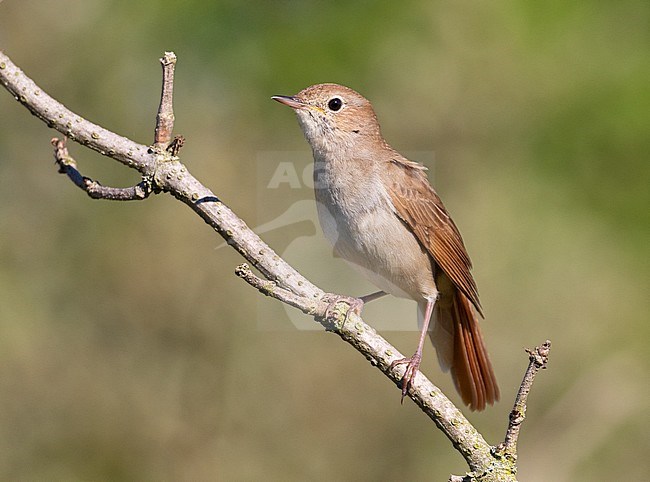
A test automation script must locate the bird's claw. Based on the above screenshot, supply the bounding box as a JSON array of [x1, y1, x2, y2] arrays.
[[321, 294, 364, 325], [390, 353, 422, 403]]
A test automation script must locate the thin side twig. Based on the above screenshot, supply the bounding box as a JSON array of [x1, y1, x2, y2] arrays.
[[51, 138, 153, 200], [154, 51, 177, 148], [495, 340, 552, 460], [235, 263, 328, 316]]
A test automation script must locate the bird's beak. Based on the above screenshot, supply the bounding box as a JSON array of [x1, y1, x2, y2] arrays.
[[272, 95, 306, 110]]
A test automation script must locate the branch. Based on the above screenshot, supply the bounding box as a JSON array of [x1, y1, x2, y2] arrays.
[[495, 340, 552, 461], [154, 52, 176, 148], [0, 50, 321, 299], [51, 137, 153, 200], [235, 263, 328, 316], [0, 50, 552, 481], [0, 54, 152, 173]]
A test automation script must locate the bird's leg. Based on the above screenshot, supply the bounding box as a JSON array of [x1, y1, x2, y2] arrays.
[[390, 298, 435, 403], [360, 290, 387, 304]]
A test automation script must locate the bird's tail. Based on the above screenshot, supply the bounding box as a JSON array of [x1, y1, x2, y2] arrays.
[[423, 290, 500, 411]]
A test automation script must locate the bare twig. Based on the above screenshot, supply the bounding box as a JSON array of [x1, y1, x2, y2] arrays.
[[51, 138, 153, 200], [495, 340, 552, 460], [154, 51, 177, 148], [235, 263, 328, 316]]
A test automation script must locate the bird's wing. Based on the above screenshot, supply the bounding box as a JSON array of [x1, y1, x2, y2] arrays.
[[387, 158, 483, 316]]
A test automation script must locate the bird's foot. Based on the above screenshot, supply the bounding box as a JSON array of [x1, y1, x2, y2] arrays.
[[390, 352, 422, 403], [321, 293, 364, 325]]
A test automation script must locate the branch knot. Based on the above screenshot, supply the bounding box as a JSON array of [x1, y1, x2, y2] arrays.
[[526, 340, 551, 369]]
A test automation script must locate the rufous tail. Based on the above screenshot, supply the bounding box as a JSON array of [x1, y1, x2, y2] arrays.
[[427, 290, 500, 411]]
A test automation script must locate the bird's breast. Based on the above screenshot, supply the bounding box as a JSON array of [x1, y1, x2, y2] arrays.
[[312, 157, 437, 301]]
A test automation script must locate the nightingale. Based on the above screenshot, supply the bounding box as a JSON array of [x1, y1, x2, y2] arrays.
[[273, 84, 499, 410]]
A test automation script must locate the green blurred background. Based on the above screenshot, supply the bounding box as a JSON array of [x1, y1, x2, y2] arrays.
[[1, 1, 648, 480]]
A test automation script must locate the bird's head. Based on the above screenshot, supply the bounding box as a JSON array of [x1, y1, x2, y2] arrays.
[[273, 83, 382, 156]]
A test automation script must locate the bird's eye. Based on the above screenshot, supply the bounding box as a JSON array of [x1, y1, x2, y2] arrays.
[[327, 97, 343, 111]]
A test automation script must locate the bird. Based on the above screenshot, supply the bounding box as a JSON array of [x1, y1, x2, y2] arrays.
[[272, 83, 499, 410]]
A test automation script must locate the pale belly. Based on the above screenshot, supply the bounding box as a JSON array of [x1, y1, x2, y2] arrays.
[[314, 174, 437, 302]]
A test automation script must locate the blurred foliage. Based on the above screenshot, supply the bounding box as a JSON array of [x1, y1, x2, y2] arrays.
[[1, 1, 648, 481]]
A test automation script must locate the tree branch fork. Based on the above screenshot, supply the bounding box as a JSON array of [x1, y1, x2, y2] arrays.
[[0, 50, 550, 482]]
